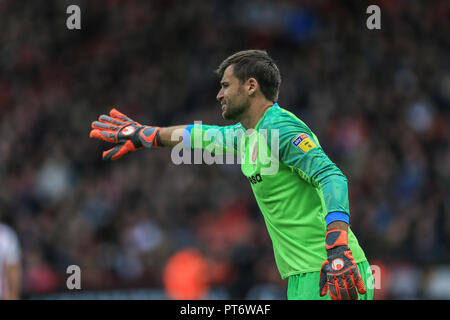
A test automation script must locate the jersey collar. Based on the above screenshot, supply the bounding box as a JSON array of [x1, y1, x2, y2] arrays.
[[255, 102, 279, 130]]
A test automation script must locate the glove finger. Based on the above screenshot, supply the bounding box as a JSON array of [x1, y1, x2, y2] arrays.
[[344, 270, 358, 300], [110, 108, 133, 122], [89, 129, 117, 143], [99, 114, 127, 126], [319, 261, 329, 296], [336, 275, 350, 300], [102, 144, 123, 161], [112, 140, 138, 160], [352, 266, 367, 295], [327, 275, 339, 300], [92, 121, 119, 131]]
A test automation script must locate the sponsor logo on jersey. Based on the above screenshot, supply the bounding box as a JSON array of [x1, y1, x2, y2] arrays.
[[248, 174, 263, 185], [292, 133, 317, 152]]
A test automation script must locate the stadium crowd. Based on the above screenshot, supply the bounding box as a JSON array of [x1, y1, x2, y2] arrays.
[[0, 0, 448, 299]]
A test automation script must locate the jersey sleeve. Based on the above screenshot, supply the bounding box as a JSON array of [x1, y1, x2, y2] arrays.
[[267, 117, 350, 217], [184, 122, 245, 155]]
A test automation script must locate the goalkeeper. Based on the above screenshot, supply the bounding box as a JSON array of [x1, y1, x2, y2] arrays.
[[89, 50, 374, 300]]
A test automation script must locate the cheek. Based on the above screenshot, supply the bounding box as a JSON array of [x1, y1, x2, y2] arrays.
[[223, 90, 232, 101], [228, 87, 240, 99]]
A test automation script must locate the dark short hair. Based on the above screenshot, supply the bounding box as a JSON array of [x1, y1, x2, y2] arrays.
[[215, 50, 281, 102]]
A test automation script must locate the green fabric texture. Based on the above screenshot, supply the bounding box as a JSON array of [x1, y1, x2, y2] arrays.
[[188, 104, 367, 279]]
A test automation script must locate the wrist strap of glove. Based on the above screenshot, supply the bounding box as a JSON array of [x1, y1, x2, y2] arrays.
[[139, 126, 162, 148], [325, 229, 348, 250]]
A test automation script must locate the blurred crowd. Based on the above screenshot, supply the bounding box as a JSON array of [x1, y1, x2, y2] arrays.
[[0, 0, 448, 299]]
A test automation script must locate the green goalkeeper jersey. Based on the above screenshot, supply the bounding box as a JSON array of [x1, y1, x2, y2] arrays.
[[187, 103, 367, 279]]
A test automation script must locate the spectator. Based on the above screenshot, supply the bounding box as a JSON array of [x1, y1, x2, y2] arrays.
[[0, 222, 22, 299]]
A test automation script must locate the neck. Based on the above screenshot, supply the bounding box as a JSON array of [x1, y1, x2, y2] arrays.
[[240, 100, 274, 130]]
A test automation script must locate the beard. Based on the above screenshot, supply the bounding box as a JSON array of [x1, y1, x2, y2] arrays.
[[222, 91, 250, 121], [222, 103, 248, 120]]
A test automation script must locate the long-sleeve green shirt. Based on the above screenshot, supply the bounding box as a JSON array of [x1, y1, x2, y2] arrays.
[[187, 103, 367, 278]]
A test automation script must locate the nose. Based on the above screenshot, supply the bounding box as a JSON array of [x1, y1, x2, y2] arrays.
[[216, 88, 224, 102]]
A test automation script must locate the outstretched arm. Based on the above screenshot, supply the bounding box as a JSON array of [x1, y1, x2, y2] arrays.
[[159, 125, 189, 147], [90, 108, 244, 160]]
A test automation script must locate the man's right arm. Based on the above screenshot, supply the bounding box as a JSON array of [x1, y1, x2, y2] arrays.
[[159, 125, 189, 148], [90, 108, 242, 160], [160, 124, 242, 155]]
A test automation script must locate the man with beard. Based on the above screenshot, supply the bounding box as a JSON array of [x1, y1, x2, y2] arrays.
[[89, 50, 373, 300]]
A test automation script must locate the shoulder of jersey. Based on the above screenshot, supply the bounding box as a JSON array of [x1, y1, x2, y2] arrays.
[[258, 106, 304, 131], [271, 107, 318, 153]]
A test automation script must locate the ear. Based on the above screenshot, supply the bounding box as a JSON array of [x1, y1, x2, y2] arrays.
[[246, 78, 258, 96]]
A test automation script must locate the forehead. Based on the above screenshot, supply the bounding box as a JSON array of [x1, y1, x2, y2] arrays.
[[221, 65, 237, 82]]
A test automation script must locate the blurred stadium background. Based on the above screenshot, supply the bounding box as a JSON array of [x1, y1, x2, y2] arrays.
[[0, 0, 449, 300]]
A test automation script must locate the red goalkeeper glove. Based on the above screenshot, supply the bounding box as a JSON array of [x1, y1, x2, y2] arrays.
[[89, 108, 161, 161], [319, 229, 367, 300]]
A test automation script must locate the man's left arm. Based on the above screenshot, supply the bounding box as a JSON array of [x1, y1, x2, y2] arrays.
[[277, 124, 366, 300], [278, 127, 351, 224]]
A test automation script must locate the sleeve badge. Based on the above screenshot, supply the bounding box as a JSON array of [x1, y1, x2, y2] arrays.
[[292, 133, 317, 153]]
